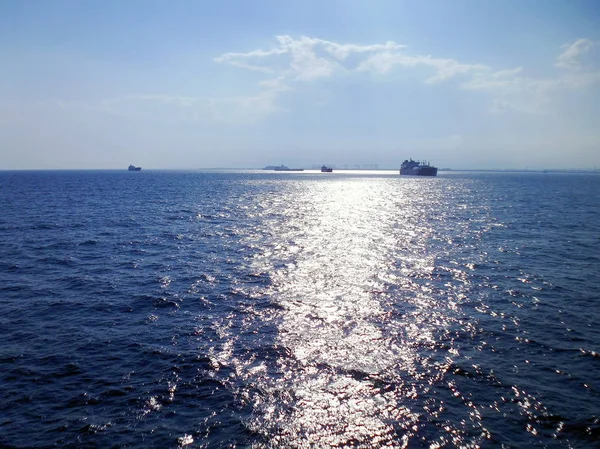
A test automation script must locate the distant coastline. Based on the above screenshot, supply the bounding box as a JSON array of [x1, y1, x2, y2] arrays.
[[0, 167, 598, 174], [440, 168, 600, 174]]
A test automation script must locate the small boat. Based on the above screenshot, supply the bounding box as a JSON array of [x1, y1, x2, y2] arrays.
[[128, 165, 142, 171], [399, 159, 437, 176], [321, 165, 333, 173]]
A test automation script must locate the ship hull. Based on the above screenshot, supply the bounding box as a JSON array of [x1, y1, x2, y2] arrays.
[[400, 167, 438, 176]]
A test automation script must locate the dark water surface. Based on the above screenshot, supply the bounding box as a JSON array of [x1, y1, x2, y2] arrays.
[[1, 170, 599, 448]]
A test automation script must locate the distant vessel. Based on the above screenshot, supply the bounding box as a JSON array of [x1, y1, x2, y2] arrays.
[[321, 165, 333, 173], [264, 165, 304, 172], [400, 159, 437, 176], [128, 165, 142, 171]]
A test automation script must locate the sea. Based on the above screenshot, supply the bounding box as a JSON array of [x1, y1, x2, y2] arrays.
[[0, 169, 599, 449]]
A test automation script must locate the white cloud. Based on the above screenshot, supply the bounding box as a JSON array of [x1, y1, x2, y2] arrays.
[[216, 35, 408, 82], [282, 37, 339, 81], [458, 39, 600, 114], [307, 37, 405, 60], [461, 67, 558, 113], [356, 53, 420, 74], [217, 36, 488, 85], [214, 47, 288, 73], [61, 36, 600, 124], [549, 39, 600, 91], [560, 71, 600, 89], [424, 59, 488, 83], [356, 52, 488, 83], [556, 38, 596, 70], [462, 68, 524, 91]]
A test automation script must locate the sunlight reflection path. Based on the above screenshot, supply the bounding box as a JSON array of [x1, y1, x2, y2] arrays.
[[233, 177, 474, 447]]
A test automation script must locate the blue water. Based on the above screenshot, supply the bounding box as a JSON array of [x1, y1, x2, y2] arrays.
[[0, 170, 599, 448]]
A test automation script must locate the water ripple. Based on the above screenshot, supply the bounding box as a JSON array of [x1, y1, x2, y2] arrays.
[[0, 170, 598, 448]]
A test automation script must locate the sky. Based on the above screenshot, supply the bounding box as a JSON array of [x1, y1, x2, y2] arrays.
[[1, 0, 600, 170]]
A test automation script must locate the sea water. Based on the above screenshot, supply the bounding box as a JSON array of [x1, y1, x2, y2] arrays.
[[0, 170, 598, 448]]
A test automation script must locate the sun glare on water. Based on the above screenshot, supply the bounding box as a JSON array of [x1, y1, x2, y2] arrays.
[[215, 176, 474, 447]]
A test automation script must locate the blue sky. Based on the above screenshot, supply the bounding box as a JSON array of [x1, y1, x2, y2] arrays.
[[1, 0, 599, 169]]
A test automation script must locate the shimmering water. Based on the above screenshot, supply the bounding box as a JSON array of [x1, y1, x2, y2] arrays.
[[0, 170, 599, 448]]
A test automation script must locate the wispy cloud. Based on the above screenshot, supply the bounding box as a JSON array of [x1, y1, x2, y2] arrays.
[[214, 35, 597, 117], [461, 67, 559, 113], [553, 38, 600, 90], [556, 38, 596, 70], [212, 35, 496, 118], [356, 52, 488, 83], [216, 35, 487, 83], [216, 36, 407, 83], [214, 47, 288, 73], [62, 36, 600, 122], [459, 38, 600, 113]]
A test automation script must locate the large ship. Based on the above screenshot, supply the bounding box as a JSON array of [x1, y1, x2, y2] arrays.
[[264, 165, 304, 172], [321, 165, 333, 173], [128, 164, 142, 171], [400, 159, 437, 176]]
